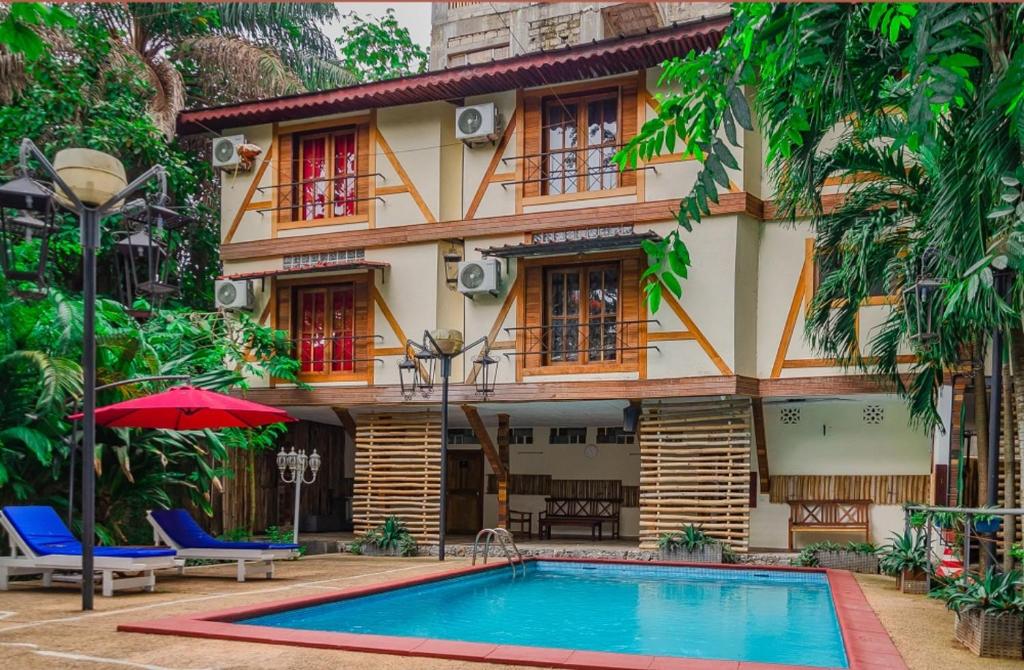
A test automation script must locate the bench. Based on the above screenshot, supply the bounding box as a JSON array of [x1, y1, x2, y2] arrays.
[[787, 499, 871, 550], [538, 498, 621, 540]]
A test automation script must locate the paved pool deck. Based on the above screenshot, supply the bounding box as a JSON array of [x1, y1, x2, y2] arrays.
[[0, 554, 1010, 670]]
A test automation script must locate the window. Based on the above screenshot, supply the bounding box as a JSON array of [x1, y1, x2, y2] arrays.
[[544, 263, 620, 364], [509, 428, 533, 445], [298, 130, 357, 221], [541, 93, 618, 195], [549, 427, 587, 444], [295, 284, 357, 374]]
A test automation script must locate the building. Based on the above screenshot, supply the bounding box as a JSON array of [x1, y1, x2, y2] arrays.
[[181, 15, 943, 552], [428, 2, 728, 70]]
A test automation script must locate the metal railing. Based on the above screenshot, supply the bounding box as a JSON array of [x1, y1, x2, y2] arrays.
[[903, 504, 1024, 585], [293, 334, 383, 373], [503, 319, 659, 365], [472, 528, 525, 577]]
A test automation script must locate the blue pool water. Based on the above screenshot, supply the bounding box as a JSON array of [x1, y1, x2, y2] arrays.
[[241, 561, 848, 667]]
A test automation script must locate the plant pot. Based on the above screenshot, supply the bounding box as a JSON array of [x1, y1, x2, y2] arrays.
[[356, 544, 403, 557], [973, 518, 1003, 534], [661, 544, 723, 563], [954, 609, 1024, 659], [941, 528, 958, 544], [898, 568, 928, 594], [816, 550, 879, 574]]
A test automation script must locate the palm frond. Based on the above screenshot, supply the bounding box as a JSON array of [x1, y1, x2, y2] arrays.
[[178, 35, 304, 103]]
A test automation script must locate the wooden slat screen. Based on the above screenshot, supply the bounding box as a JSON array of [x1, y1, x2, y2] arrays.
[[639, 399, 753, 551], [354, 412, 440, 542], [768, 475, 930, 506]]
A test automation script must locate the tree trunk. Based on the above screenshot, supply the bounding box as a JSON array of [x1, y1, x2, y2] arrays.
[[1014, 332, 1024, 537], [1002, 348, 1016, 571], [976, 339, 989, 509]]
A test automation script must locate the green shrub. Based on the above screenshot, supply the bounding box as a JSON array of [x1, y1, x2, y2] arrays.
[[658, 524, 716, 552], [792, 541, 877, 567], [878, 530, 927, 576], [351, 516, 418, 557], [265, 525, 306, 557], [931, 569, 1024, 616]]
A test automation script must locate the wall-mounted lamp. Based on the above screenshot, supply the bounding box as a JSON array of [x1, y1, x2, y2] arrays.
[[443, 240, 463, 288]]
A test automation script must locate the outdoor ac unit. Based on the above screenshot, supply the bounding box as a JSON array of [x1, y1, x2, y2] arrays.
[[455, 103, 500, 146], [214, 279, 255, 311], [457, 258, 501, 297], [211, 135, 246, 169]]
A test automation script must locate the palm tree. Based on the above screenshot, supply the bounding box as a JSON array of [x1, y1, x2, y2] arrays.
[[4, 3, 355, 137]]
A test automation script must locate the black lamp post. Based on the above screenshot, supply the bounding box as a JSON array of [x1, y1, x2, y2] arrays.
[[397, 329, 496, 560], [0, 139, 171, 611]]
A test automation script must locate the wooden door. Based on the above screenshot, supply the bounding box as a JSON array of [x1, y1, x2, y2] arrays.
[[446, 450, 483, 534]]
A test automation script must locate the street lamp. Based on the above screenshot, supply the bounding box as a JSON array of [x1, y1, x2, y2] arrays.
[[0, 139, 171, 611], [397, 329, 495, 561], [276, 446, 321, 545]]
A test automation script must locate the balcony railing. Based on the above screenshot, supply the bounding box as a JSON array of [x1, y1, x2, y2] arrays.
[[293, 334, 383, 374], [499, 144, 658, 192], [502, 319, 659, 367]]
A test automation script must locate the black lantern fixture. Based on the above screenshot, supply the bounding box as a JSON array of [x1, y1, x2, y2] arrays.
[[398, 353, 419, 400], [473, 348, 499, 397], [414, 346, 438, 396], [0, 175, 57, 299], [116, 198, 181, 308], [442, 241, 463, 288], [902, 250, 944, 344]]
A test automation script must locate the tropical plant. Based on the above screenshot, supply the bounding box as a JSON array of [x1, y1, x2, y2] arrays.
[[352, 515, 418, 556], [264, 525, 305, 557], [658, 524, 716, 552], [932, 569, 1024, 616], [793, 540, 876, 567], [878, 530, 928, 577], [614, 3, 1024, 437], [336, 9, 428, 83]]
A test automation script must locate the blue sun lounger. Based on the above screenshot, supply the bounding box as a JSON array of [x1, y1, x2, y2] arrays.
[[148, 509, 300, 582], [0, 505, 178, 596]]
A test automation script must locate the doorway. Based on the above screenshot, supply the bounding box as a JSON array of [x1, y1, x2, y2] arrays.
[[446, 450, 483, 534]]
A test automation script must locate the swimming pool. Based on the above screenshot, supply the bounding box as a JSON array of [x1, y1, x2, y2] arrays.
[[253, 561, 844, 667], [120, 559, 902, 670]]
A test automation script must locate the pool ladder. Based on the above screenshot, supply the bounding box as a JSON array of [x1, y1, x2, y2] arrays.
[[472, 528, 525, 577]]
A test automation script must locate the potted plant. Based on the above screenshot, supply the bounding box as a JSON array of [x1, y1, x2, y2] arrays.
[[932, 569, 1023, 659], [972, 508, 1003, 535], [879, 530, 928, 594], [349, 516, 419, 557], [794, 541, 878, 573], [934, 511, 965, 545], [658, 525, 723, 563]]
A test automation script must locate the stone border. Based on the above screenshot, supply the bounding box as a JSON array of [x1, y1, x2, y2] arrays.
[[118, 558, 907, 670]]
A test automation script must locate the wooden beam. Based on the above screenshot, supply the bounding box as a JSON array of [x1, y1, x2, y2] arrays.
[[751, 398, 770, 493], [376, 129, 436, 223], [461, 405, 505, 479], [466, 273, 521, 385], [332, 407, 357, 442], [223, 140, 275, 244], [222, 194, 759, 262], [659, 281, 732, 375], [496, 413, 510, 529], [466, 114, 516, 220]]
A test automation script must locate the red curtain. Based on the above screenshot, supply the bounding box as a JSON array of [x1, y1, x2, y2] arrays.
[[301, 137, 327, 220], [333, 133, 356, 216]]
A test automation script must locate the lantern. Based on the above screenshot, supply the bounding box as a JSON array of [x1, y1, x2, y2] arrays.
[[473, 349, 499, 397], [0, 175, 57, 299], [116, 199, 181, 307], [902, 273, 943, 345], [308, 449, 321, 474], [398, 353, 419, 400], [414, 347, 437, 396], [276, 447, 289, 474], [442, 241, 462, 288]]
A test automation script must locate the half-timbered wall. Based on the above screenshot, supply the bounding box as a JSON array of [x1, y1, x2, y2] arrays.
[[353, 412, 441, 541], [639, 398, 753, 551]]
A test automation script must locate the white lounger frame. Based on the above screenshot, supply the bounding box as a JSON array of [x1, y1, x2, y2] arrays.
[[147, 512, 298, 582], [0, 510, 178, 597]]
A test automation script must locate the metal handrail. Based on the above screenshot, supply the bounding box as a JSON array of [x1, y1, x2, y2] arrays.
[[472, 528, 524, 577], [502, 319, 661, 362]]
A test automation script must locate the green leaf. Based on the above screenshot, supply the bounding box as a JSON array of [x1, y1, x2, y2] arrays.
[[647, 280, 663, 313], [728, 86, 753, 131]]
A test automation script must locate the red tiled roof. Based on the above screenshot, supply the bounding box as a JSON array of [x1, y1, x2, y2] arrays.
[[178, 18, 727, 134]]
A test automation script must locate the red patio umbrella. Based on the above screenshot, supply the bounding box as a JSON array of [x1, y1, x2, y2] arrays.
[[69, 385, 295, 429]]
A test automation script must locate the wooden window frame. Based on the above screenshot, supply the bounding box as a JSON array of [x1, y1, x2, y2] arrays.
[[543, 261, 621, 366], [540, 90, 621, 196], [295, 129, 358, 223], [813, 248, 895, 306], [275, 272, 373, 383], [518, 250, 643, 378]]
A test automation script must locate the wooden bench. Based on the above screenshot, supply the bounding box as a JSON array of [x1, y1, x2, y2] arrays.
[[538, 498, 621, 540], [787, 499, 871, 550]]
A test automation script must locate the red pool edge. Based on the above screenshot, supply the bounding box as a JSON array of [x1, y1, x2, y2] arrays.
[[117, 557, 907, 670]]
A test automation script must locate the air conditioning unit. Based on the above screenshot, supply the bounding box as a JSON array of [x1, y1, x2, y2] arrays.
[[457, 258, 501, 297], [211, 135, 246, 170], [215, 279, 255, 311], [455, 103, 500, 146]]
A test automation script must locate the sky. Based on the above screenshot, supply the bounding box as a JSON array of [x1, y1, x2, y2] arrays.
[[327, 2, 434, 50]]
